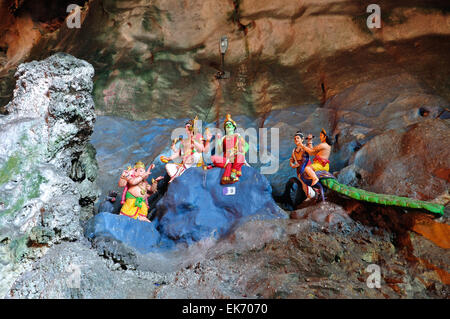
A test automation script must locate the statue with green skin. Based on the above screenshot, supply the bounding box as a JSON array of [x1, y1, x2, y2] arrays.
[[209, 114, 249, 185]]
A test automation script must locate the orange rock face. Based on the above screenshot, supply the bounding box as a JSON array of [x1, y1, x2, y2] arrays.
[[412, 214, 450, 249]]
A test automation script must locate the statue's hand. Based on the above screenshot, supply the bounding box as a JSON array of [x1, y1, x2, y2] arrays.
[[290, 161, 299, 168], [205, 128, 212, 141], [307, 134, 313, 140], [160, 156, 170, 163], [146, 164, 155, 174]]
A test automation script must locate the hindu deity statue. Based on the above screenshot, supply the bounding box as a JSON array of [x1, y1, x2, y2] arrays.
[[300, 128, 332, 186], [209, 114, 249, 184], [289, 130, 317, 199], [282, 128, 444, 215], [118, 161, 161, 222], [160, 117, 212, 183]]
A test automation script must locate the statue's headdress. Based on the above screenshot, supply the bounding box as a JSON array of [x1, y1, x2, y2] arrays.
[[294, 131, 304, 139], [134, 161, 145, 169], [321, 128, 327, 136], [223, 114, 237, 130], [185, 116, 200, 134], [185, 119, 194, 132]]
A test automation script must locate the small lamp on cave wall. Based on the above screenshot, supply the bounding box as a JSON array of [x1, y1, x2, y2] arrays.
[[216, 35, 230, 79]]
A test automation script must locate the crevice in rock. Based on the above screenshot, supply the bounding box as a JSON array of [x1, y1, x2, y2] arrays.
[[228, 0, 251, 34], [418, 107, 430, 117]]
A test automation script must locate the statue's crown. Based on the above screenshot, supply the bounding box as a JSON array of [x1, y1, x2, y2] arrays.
[[134, 161, 145, 169], [223, 113, 237, 129]]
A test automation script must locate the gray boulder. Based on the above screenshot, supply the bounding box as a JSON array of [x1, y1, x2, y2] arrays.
[[0, 53, 99, 297]]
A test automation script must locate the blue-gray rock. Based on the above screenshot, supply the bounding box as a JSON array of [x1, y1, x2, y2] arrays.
[[85, 166, 287, 256], [155, 166, 288, 245], [85, 213, 161, 254]]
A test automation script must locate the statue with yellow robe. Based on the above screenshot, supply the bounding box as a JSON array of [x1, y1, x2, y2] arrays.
[[118, 161, 161, 222]]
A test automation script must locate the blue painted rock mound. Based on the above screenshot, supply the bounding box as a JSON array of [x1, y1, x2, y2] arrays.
[[85, 212, 162, 254], [85, 166, 287, 254], [155, 166, 288, 245]]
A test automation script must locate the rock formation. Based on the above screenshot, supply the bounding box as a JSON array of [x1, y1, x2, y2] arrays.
[[2, 0, 449, 203], [85, 166, 287, 267], [0, 1, 448, 300], [156, 166, 287, 242], [0, 53, 99, 297], [8, 206, 450, 299]]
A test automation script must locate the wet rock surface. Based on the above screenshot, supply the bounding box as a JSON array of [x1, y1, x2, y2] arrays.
[[337, 118, 450, 201], [7, 240, 171, 299], [149, 208, 449, 299]]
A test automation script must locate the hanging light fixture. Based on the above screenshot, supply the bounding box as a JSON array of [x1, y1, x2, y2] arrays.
[[216, 35, 230, 79], [220, 36, 228, 55]]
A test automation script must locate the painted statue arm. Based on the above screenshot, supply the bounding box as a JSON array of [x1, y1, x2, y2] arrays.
[[168, 146, 181, 161], [202, 128, 212, 153], [215, 135, 224, 154], [118, 169, 131, 187], [193, 138, 206, 152], [127, 175, 145, 186], [146, 180, 156, 194], [302, 134, 319, 155], [289, 149, 300, 168], [118, 177, 127, 187], [235, 135, 248, 155], [203, 138, 211, 153], [289, 158, 300, 168], [302, 143, 323, 156], [243, 140, 249, 153]]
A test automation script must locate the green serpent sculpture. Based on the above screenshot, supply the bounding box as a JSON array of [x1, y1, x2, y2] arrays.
[[296, 151, 444, 216], [319, 176, 444, 215]]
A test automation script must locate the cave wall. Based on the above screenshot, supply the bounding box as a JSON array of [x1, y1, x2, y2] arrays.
[[0, 0, 449, 203], [0, 0, 449, 121]]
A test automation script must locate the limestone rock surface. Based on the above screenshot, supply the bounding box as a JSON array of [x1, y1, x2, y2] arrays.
[[0, 53, 99, 297]]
